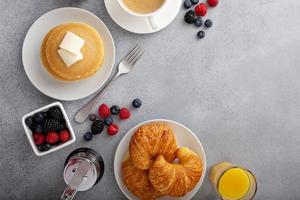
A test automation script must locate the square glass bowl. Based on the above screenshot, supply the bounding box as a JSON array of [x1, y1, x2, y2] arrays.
[[21, 102, 76, 156]]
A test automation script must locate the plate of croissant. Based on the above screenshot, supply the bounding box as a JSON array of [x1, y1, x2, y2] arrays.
[[114, 119, 206, 200]]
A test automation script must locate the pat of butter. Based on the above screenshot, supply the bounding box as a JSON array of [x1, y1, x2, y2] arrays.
[[57, 49, 83, 67], [59, 31, 85, 55]]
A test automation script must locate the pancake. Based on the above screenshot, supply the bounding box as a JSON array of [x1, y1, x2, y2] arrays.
[[41, 25, 72, 81], [44, 22, 104, 81]]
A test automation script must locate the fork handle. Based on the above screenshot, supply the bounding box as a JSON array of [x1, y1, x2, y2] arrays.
[[74, 72, 120, 123]]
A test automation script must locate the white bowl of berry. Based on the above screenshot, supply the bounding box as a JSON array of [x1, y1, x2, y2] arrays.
[[22, 102, 76, 156]]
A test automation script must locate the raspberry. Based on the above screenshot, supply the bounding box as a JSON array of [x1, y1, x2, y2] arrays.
[[195, 3, 207, 16], [98, 104, 110, 119], [207, 0, 218, 7], [107, 124, 119, 136], [33, 133, 45, 145], [59, 130, 70, 143], [119, 108, 131, 120], [46, 132, 59, 144]]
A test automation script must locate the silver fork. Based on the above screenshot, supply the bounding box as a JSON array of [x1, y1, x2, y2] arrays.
[[74, 44, 144, 123]]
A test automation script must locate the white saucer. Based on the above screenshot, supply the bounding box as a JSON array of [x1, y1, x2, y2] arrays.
[[22, 7, 115, 101], [104, 0, 182, 34], [114, 119, 207, 200]]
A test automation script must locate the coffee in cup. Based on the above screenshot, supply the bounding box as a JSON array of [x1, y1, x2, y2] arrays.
[[122, 0, 165, 15]]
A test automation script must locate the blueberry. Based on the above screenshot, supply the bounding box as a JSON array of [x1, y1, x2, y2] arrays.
[[184, 10, 196, 24], [88, 114, 97, 121], [25, 117, 33, 127], [132, 98, 142, 108], [33, 113, 44, 123], [194, 17, 203, 27], [35, 124, 43, 133], [110, 105, 120, 115], [197, 30, 205, 39], [191, 0, 199, 5], [83, 132, 93, 141], [104, 117, 113, 126], [38, 143, 51, 152], [204, 19, 213, 28], [184, 0, 192, 9]]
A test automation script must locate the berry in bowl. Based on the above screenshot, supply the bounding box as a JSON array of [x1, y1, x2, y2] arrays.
[[22, 102, 76, 156]]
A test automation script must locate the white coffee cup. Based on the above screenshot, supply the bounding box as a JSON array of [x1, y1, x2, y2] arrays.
[[118, 0, 168, 30]]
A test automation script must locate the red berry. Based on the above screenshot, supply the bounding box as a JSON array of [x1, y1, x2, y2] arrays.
[[33, 133, 45, 145], [119, 108, 131, 120], [46, 132, 59, 144], [59, 130, 70, 143], [107, 124, 119, 136], [207, 0, 218, 7], [195, 3, 207, 16], [98, 104, 110, 119]]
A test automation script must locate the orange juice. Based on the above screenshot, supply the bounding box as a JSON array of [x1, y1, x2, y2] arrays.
[[210, 162, 257, 200], [218, 168, 250, 199]]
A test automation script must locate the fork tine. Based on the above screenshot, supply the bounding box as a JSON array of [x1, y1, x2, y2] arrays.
[[125, 44, 141, 61], [128, 46, 143, 64], [130, 49, 144, 65]]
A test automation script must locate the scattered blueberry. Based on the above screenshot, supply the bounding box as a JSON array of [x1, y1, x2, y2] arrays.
[[132, 99, 142, 108], [38, 143, 52, 152], [194, 17, 203, 27], [110, 105, 120, 115], [91, 120, 104, 135], [104, 117, 113, 126], [25, 117, 33, 127], [191, 0, 199, 5], [33, 113, 44, 123], [35, 124, 43, 133], [184, 0, 192, 9], [184, 10, 196, 24], [204, 19, 213, 28], [197, 30, 205, 39], [89, 114, 97, 121], [83, 132, 93, 141]]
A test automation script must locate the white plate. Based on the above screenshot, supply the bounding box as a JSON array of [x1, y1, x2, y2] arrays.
[[22, 7, 115, 101], [104, 0, 181, 34], [114, 119, 207, 200]]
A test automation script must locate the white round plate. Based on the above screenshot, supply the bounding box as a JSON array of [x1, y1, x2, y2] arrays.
[[114, 119, 207, 200], [22, 7, 115, 101], [104, 0, 182, 34]]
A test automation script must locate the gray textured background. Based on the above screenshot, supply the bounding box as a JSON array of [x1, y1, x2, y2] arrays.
[[0, 0, 300, 199]]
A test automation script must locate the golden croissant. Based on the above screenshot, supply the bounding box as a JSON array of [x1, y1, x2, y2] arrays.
[[149, 147, 203, 197], [121, 158, 163, 200], [129, 123, 177, 170]]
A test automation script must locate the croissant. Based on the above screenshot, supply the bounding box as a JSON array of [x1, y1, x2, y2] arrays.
[[129, 123, 177, 170], [149, 147, 203, 197], [121, 158, 163, 200]]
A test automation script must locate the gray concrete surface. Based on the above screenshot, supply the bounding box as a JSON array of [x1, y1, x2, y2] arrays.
[[1, 0, 300, 199]]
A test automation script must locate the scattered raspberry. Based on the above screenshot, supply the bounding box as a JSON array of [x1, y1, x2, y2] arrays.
[[46, 132, 59, 144], [119, 108, 131, 120], [33, 133, 45, 145], [59, 130, 70, 143], [98, 104, 110, 119], [195, 3, 207, 16], [107, 124, 119, 136], [207, 0, 218, 7]]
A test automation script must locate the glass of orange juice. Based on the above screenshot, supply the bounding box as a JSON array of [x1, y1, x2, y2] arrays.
[[210, 162, 257, 200]]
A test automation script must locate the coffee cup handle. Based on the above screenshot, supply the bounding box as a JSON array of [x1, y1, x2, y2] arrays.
[[148, 16, 158, 30]]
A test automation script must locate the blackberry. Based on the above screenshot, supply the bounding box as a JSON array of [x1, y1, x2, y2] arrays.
[[38, 143, 52, 152], [48, 107, 63, 121], [184, 10, 196, 24], [42, 119, 61, 133], [91, 120, 104, 135]]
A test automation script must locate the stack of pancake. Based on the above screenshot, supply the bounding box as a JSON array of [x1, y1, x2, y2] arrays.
[[41, 22, 104, 81]]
